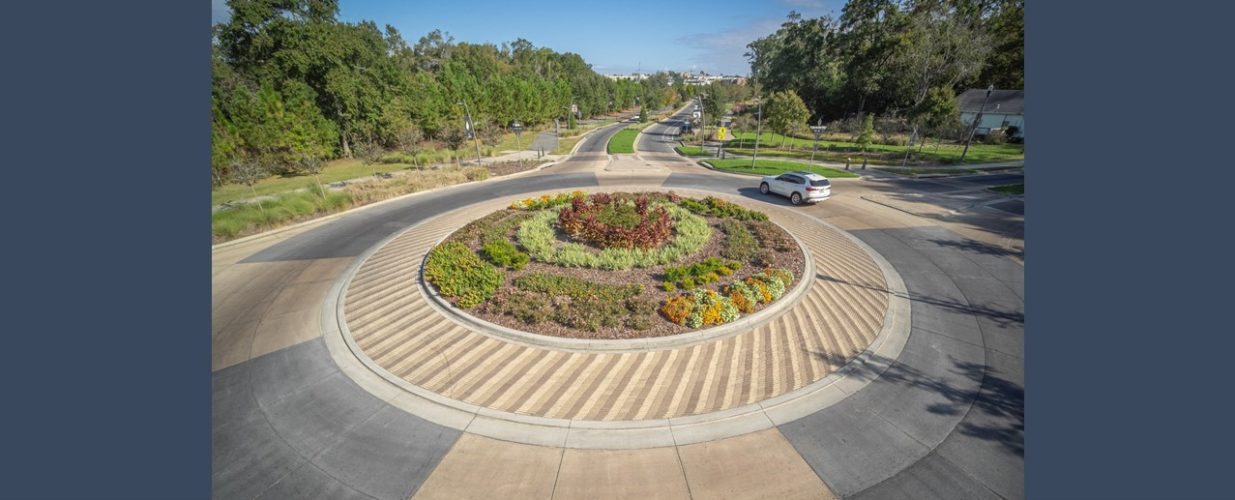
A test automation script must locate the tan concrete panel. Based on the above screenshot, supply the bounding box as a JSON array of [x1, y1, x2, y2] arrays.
[[678, 428, 835, 500], [553, 446, 691, 500], [412, 434, 559, 500]]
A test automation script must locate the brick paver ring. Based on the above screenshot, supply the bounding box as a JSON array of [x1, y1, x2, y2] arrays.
[[322, 186, 911, 449]]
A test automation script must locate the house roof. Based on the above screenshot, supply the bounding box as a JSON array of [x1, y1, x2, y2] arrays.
[[957, 89, 1024, 114]]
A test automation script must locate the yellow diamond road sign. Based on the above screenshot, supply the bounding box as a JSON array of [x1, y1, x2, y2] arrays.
[[717, 127, 728, 140]]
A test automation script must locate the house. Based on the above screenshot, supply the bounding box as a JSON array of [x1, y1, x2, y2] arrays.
[[958, 89, 1024, 140]]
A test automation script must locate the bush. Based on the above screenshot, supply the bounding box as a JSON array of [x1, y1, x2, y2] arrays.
[[510, 190, 585, 210], [663, 257, 742, 288], [983, 129, 1008, 145], [720, 220, 760, 262], [724, 282, 759, 313], [486, 289, 551, 324], [745, 269, 793, 303], [424, 242, 504, 308], [747, 220, 794, 252], [483, 240, 529, 270], [559, 195, 672, 250], [662, 281, 676, 292], [680, 196, 768, 221], [659, 288, 740, 328]]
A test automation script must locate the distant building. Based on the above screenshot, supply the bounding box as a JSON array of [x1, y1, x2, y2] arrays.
[[958, 89, 1024, 139]]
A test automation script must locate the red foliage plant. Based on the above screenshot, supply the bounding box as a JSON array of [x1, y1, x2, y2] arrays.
[[558, 194, 673, 249]]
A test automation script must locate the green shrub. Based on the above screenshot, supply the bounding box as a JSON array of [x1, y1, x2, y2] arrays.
[[719, 219, 760, 262], [680, 196, 768, 221], [486, 289, 551, 324], [747, 220, 794, 252], [424, 242, 504, 308], [662, 281, 676, 292], [483, 240, 529, 270], [660, 288, 741, 328]]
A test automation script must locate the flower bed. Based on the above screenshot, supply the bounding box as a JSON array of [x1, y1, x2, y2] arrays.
[[423, 191, 806, 339]]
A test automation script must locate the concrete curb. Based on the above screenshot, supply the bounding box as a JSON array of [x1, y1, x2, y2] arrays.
[[320, 186, 912, 449]]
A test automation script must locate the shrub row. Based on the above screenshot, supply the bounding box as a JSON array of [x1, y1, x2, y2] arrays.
[[424, 242, 504, 308], [518, 205, 711, 270], [679, 196, 769, 221], [660, 267, 796, 329], [510, 190, 585, 210], [559, 195, 672, 250]]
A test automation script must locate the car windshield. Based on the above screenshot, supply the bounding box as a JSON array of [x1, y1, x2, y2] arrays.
[[810, 179, 830, 187]]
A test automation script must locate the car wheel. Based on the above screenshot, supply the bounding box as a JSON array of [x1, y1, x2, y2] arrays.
[[790, 192, 802, 205], [759, 183, 770, 195]]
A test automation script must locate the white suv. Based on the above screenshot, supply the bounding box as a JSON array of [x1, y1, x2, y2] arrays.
[[759, 171, 831, 205]]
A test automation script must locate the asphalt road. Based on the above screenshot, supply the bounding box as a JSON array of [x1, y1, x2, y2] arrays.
[[213, 108, 1024, 499]]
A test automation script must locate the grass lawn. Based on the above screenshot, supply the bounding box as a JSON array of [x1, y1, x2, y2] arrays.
[[212, 159, 419, 206], [674, 146, 709, 157], [989, 184, 1024, 195], [876, 167, 980, 176], [704, 158, 860, 179], [725, 131, 1024, 164], [607, 127, 640, 154]]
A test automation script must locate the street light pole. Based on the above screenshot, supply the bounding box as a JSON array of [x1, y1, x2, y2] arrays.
[[751, 97, 763, 169], [699, 94, 706, 157], [459, 100, 483, 166], [959, 85, 994, 163]]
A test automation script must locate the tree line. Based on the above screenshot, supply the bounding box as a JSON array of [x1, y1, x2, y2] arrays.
[[211, 0, 679, 186], [746, 0, 1023, 141]]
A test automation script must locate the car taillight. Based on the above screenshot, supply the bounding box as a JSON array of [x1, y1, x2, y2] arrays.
[[806, 186, 818, 191]]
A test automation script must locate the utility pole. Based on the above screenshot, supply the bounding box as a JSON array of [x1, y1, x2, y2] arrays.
[[751, 97, 763, 169], [459, 100, 483, 166], [959, 85, 994, 163]]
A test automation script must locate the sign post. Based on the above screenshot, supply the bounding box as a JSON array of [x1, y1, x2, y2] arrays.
[[511, 121, 523, 151], [809, 119, 827, 163]]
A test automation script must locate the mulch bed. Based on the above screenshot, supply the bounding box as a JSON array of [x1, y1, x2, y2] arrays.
[[440, 202, 806, 340]]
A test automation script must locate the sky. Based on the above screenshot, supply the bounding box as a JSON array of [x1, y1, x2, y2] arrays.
[[211, 0, 844, 76]]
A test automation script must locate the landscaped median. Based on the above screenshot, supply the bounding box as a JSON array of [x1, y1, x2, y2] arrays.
[[422, 190, 805, 339], [701, 158, 860, 179], [722, 131, 1025, 165]]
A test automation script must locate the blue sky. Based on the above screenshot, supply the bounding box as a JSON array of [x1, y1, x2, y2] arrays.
[[211, 0, 843, 75]]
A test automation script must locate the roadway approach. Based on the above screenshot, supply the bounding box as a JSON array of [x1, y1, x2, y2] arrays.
[[213, 105, 1024, 499]]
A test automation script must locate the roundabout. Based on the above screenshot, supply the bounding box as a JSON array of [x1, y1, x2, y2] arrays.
[[326, 187, 910, 448], [213, 111, 1024, 499]]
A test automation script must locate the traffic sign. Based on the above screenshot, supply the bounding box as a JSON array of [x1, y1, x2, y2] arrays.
[[717, 127, 728, 140]]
